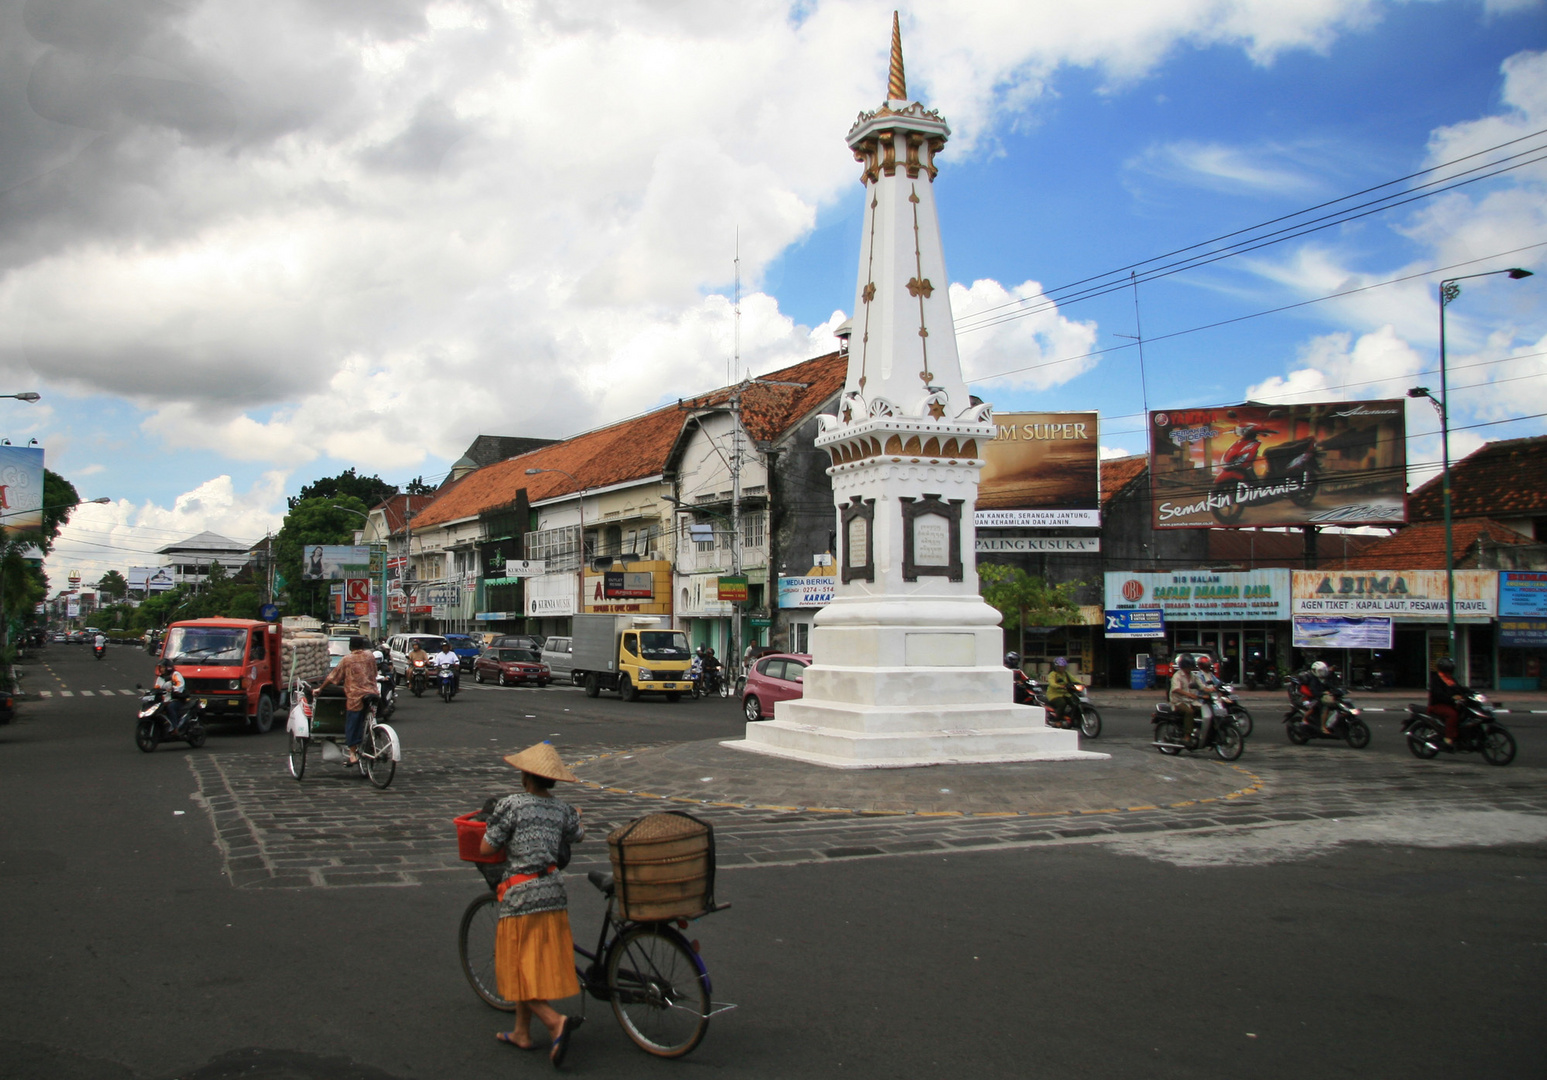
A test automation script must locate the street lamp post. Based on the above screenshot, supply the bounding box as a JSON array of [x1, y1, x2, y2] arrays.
[[527, 468, 586, 628], [0, 393, 41, 403], [1409, 266, 1533, 667]]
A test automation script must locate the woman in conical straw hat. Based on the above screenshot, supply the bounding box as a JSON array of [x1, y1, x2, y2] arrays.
[[479, 742, 587, 1066]]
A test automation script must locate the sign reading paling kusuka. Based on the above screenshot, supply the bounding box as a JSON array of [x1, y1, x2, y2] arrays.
[[1148, 400, 1407, 529], [1103, 570, 1291, 621], [974, 412, 1100, 527]]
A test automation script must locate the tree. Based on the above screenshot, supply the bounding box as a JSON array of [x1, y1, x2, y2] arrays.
[[274, 496, 370, 616], [978, 564, 1085, 658], [288, 469, 397, 511], [97, 570, 129, 600], [404, 475, 435, 495]]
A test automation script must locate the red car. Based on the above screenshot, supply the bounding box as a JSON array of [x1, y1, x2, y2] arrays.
[[741, 653, 811, 722], [472, 648, 551, 687]]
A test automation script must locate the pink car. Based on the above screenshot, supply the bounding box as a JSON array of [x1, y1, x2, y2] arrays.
[[741, 653, 812, 722]]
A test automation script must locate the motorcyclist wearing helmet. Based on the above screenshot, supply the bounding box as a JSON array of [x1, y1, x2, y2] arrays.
[[153, 657, 188, 732], [1005, 652, 1034, 706], [1427, 656, 1469, 745], [1169, 653, 1203, 747], [1301, 659, 1339, 734], [1045, 656, 1078, 727]]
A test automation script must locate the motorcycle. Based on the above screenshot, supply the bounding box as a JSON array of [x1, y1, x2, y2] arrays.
[[1283, 687, 1370, 748], [1027, 677, 1102, 738], [374, 653, 397, 719], [408, 658, 429, 697], [1151, 694, 1244, 760], [1209, 423, 1320, 525], [1402, 692, 1516, 766], [93, 642, 106, 660], [693, 666, 725, 699], [438, 662, 458, 703], [134, 687, 207, 752], [1210, 682, 1254, 738]]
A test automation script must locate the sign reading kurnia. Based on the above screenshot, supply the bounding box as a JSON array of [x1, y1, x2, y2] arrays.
[[974, 411, 1100, 527], [1149, 400, 1407, 530]]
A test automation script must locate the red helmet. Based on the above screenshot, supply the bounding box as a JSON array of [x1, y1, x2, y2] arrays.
[[1197, 656, 1213, 671]]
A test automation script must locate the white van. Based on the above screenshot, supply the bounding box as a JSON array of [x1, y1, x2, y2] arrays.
[[387, 633, 449, 681], [541, 636, 577, 685]]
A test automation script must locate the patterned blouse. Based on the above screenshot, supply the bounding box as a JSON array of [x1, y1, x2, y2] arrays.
[[483, 792, 585, 917]]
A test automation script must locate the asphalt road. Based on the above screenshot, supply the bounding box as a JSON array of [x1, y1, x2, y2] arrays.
[[2, 643, 1543, 1079]]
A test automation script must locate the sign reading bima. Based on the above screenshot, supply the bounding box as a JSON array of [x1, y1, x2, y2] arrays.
[[1291, 570, 1496, 619]]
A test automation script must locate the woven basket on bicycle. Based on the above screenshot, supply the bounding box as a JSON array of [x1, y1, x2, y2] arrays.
[[606, 811, 715, 922]]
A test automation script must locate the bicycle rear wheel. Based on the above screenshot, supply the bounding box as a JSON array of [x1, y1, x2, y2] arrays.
[[606, 925, 710, 1058], [458, 894, 517, 1011]]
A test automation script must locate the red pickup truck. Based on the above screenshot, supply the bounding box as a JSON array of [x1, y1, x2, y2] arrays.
[[159, 618, 284, 733]]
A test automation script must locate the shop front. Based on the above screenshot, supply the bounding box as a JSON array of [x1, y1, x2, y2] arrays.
[[1497, 571, 1547, 691], [524, 572, 576, 640], [676, 570, 740, 657], [1290, 570, 1498, 687], [1104, 569, 1292, 686]]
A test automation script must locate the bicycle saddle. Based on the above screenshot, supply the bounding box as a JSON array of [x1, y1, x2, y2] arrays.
[[587, 870, 615, 895]]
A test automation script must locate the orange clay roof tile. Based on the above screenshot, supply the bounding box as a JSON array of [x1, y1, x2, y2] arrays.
[[1321, 518, 1532, 570], [1409, 435, 1547, 520], [410, 351, 845, 530]]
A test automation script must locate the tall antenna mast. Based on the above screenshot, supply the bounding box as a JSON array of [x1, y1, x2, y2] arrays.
[[733, 228, 742, 383]]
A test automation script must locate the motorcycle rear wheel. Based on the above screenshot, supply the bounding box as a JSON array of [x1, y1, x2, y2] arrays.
[[1289, 471, 1319, 507], [1481, 726, 1516, 767], [1344, 719, 1371, 750], [1286, 721, 1310, 745], [1406, 724, 1439, 759], [1155, 719, 1182, 756]]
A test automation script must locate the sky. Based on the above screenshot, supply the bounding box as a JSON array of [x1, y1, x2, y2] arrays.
[[2, 0, 1543, 586]]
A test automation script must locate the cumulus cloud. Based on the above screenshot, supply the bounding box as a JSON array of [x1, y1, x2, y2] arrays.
[[954, 279, 1100, 390], [47, 472, 288, 584]]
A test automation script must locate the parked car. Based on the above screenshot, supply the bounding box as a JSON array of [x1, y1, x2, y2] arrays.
[[540, 636, 577, 685], [488, 634, 544, 652], [68, 630, 86, 644], [472, 647, 551, 687], [443, 633, 482, 671], [384, 633, 449, 681], [325, 635, 355, 670], [740, 653, 811, 722], [51, 632, 68, 644]]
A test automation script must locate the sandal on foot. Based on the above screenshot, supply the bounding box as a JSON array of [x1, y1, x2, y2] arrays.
[[496, 1032, 541, 1050], [550, 1015, 584, 1067]]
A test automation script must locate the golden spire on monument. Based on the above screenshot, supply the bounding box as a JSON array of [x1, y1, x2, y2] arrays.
[[888, 10, 906, 102]]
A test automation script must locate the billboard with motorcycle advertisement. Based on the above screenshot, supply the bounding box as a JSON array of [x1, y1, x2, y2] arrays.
[[1148, 401, 1407, 529], [975, 412, 1100, 527], [0, 445, 46, 533]]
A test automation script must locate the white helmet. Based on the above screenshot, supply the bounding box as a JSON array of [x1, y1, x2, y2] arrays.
[[1311, 661, 1330, 679]]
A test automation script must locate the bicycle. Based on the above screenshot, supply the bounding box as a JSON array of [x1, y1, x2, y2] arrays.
[[287, 679, 400, 788], [458, 870, 732, 1058]]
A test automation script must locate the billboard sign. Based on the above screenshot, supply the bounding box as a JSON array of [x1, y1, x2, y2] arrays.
[[0, 446, 46, 533], [1292, 616, 1394, 649], [778, 575, 835, 609], [1104, 609, 1165, 638], [976, 536, 1100, 554], [975, 412, 1100, 528], [1499, 618, 1547, 648], [304, 545, 372, 581], [1291, 570, 1496, 620], [717, 575, 748, 602], [603, 571, 653, 599], [1148, 400, 1407, 529], [1499, 572, 1547, 617], [1104, 570, 1291, 622]]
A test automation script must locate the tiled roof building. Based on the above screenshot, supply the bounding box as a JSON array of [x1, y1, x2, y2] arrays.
[[1408, 435, 1547, 538]]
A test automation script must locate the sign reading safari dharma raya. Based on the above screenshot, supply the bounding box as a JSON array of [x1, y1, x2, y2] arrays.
[[0, 446, 45, 533], [1148, 401, 1407, 530], [1291, 570, 1496, 620], [974, 412, 1100, 528], [1103, 570, 1290, 622]]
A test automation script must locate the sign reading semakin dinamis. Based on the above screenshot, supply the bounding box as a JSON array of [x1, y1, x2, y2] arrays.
[[1148, 400, 1407, 529]]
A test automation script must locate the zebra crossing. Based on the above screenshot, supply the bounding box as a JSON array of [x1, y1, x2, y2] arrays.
[[37, 688, 142, 698]]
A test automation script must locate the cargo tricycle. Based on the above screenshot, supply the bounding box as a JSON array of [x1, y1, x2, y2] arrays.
[[286, 679, 400, 788]]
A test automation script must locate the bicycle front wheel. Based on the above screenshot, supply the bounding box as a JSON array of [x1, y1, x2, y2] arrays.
[[458, 894, 517, 1011], [606, 925, 710, 1058]]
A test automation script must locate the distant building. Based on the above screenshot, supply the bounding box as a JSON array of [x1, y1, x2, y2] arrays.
[[156, 531, 252, 586]]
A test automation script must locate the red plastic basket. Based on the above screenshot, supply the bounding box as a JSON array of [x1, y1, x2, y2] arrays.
[[455, 813, 504, 863]]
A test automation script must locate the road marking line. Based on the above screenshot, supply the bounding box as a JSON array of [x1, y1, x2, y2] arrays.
[[59, 691, 73, 697], [80, 690, 95, 696], [39, 691, 53, 698]]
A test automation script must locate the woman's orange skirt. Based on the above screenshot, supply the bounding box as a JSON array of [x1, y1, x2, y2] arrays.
[[495, 909, 579, 1003]]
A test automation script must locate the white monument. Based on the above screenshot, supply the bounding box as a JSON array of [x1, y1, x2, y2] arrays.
[[728, 18, 1100, 768]]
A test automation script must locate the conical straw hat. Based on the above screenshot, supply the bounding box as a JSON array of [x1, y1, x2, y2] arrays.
[[502, 741, 578, 783]]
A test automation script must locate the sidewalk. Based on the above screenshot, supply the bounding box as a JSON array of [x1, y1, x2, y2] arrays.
[[1087, 685, 1547, 714]]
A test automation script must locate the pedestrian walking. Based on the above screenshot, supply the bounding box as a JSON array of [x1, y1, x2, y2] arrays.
[[479, 742, 587, 1066]]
